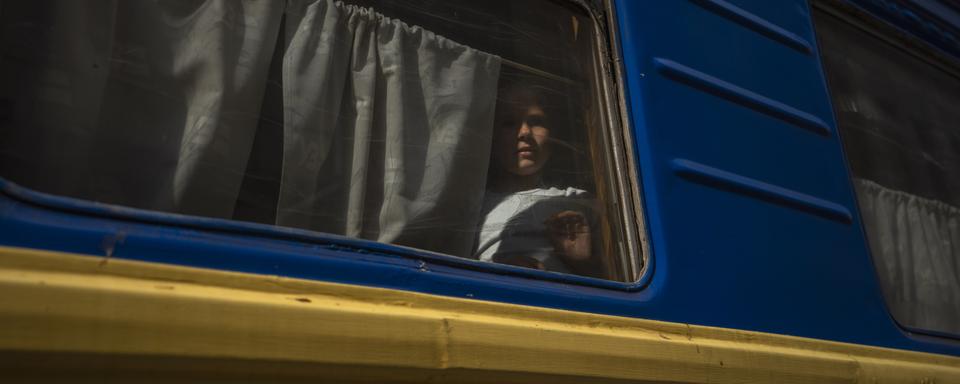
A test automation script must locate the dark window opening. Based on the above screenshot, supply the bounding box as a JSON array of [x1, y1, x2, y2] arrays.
[[813, 2, 960, 336], [0, 0, 640, 282]]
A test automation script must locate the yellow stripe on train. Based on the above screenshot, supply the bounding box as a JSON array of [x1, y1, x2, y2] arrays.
[[0, 246, 956, 383]]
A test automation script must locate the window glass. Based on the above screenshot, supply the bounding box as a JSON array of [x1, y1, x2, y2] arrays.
[[0, 0, 639, 281], [813, 5, 960, 335]]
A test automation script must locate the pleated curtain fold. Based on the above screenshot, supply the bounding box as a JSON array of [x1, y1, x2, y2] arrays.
[[0, 0, 501, 256]]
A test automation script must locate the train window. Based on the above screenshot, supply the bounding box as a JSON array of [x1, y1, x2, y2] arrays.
[[0, 0, 642, 281], [813, 4, 960, 335]]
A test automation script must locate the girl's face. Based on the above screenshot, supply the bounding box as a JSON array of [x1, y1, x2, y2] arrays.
[[492, 91, 552, 177]]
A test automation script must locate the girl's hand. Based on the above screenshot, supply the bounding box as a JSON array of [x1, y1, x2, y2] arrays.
[[544, 210, 591, 263]]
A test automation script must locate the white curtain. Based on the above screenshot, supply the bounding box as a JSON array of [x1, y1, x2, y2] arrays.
[[855, 179, 960, 334], [278, 1, 500, 255], [0, 0, 501, 256]]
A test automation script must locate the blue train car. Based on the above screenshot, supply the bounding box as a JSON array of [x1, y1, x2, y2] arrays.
[[1, 0, 959, 381]]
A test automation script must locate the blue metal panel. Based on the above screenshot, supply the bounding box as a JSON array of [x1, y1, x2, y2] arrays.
[[0, 177, 650, 312], [1, 0, 959, 359], [613, 0, 960, 355]]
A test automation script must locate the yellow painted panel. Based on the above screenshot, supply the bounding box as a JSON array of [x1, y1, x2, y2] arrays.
[[0, 246, 957, 383]]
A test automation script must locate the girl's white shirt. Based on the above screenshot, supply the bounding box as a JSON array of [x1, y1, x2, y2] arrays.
[[473, 186, 592, 273]]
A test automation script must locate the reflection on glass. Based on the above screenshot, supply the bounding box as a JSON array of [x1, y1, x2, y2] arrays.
[[814, 6, 960, 335], [0, 0, 635, 281]]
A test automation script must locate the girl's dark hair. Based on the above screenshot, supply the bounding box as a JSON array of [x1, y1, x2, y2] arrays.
[[496, 71, 570, 143]]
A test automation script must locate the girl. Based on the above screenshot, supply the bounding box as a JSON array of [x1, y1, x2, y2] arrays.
[[473, 80, 602, 277]]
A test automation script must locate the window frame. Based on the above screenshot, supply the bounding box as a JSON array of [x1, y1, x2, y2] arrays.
[[596, 0, 650, 284], [0, 0, 652, 290], [811, 0, 960, 340]]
